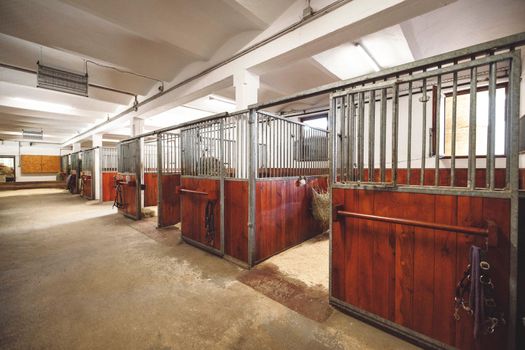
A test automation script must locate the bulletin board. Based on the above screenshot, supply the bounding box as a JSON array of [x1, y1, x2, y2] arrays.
[[20, 155, 61, 174]]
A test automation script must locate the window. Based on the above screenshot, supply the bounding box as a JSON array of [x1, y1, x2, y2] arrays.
[[442, 86, 506, 157], [300, 114, 328, 130], [0, 156, 16, 182]]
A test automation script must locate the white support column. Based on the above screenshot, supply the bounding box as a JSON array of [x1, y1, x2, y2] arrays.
[[92, 134, 103, 201], [235, 70, 259, 177], [234, 70, 259, 111], [72, 143, 81, 152], [131, 117, 145, 210], [131, 117, 144, 137]]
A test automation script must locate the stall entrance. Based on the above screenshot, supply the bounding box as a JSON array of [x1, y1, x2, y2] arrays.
[[157, 132, 181, 228], [142, 138, 158, 217], [101, 147, 117, 202], [116, 139, 141, 220], [329, 50, 520, 349], [69, 151, 81, 194], [80, 148, 95, 200]]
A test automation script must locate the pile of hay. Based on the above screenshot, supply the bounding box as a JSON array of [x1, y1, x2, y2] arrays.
[[311, 187, 330, 231]]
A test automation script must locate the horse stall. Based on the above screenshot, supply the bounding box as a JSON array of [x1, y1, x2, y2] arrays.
[[80, 147, 96, 200], [60, 154, 70, 177], [101, 147, 118, 202], [327, 41, 522, 349], [115, 139, 141, 220], [173, 111, 328, 267], [142, 138, 158, 213], [68, 151, 81, 194], [157, 131, 181, 228]]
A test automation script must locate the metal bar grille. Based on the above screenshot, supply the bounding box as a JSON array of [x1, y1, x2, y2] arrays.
[[331, 51, 515, 193], [256, 112, 328, 178], [101, 147, 118, 172], [159, 133, 181, 174], [143, 139, 157, 173]]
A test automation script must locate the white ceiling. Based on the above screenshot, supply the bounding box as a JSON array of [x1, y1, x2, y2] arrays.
[[0, 0, 523, 145]]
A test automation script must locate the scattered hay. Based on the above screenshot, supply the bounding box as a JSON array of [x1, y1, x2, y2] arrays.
[[311, 187, 330, 230]]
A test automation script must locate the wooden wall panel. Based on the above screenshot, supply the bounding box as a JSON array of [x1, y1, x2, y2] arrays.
[[224, 180, 248, 263], [254, 176, 326, 263], [143, 173, 158, 207], [20, 155, 60, 174], [331, 188, 510, 349], [158, 174, 181, 227], [102, 172, 117, 202], [180, 178, 220, 251], [362, 168, 525, 189]]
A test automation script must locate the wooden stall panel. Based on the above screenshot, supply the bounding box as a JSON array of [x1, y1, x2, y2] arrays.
[[158, 174, 181, 227], [81, 175, 93, 199], [118, 174, 139, 219], [254, 176, 325, 263], [180, 177, 220, 251], [224, 180, 248, 263], [331, 188, 510, 349], [102, 172, 117, 202], [143, 173, 158, 207]]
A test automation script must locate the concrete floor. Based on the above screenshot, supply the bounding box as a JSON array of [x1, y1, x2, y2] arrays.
[[0, 189, 418, 350]]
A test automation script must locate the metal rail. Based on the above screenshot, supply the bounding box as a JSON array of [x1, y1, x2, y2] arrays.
[[336, 210, 489, 237], [179, 189, 208, 196]]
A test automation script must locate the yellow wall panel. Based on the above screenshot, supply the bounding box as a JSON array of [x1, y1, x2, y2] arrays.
[[20, 155, 61, 174]]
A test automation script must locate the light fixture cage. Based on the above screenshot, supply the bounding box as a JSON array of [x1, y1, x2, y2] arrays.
[[37, 62, 88, 96], [22, 129, 43, 140]]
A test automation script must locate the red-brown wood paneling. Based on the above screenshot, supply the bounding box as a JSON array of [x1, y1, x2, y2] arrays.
[[117, 174, 139, 219], [180, 177, 220, 251], [143, 173, 158, 207], [102, 172, 117, 202], [81, 174, 93, 199], [331, 188, 510, 349], [224, 179, 248, 263], [358, 168, 525, 189], [158, 174, 181, 227], [254, 176, 326, 263]]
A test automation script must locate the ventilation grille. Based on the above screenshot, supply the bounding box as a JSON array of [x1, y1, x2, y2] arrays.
[[22, 129, 43, 140], [37, 63, 88, 96]]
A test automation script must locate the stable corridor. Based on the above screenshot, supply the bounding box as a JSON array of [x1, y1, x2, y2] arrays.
[[0, 189, 414, 350]]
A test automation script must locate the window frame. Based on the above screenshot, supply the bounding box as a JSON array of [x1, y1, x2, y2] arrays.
[[432, 82, 508, 159]]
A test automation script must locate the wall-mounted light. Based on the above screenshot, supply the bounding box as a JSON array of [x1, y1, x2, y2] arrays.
[[354, 42, 381, 72]]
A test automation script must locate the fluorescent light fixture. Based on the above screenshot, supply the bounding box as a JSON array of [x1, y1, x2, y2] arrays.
[[9, 97, 73, 114], [102, 139, 120, 143], [354, 42, 381, 72], [208, 94, 235, 105]]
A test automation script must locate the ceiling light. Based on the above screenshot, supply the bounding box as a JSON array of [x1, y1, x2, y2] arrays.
[[354, 42, 381, 72], [10, 97, 73, 114], [208, 95, 236, 105], [102, 139, 120, 143]]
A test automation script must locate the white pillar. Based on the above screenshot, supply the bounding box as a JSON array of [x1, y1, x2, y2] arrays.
[[131, 117, 144, 137], [234, 70, 259, 110], [234, 70, 259, 176], [72, 143, 81, 152], [92, 134, 103, 201]]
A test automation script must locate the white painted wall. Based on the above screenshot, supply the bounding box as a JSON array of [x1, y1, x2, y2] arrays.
[[0, 141, 63, 182]]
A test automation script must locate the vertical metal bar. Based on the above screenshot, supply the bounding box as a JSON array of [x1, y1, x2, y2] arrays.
[[349, 94, 356, 181], [434, 75, 442, 186], [507, 51, 520, 350], [247, 109, 257, 267], [420, 78, 427, 186], [328, 95, 338, 185], [219, 118, 225, 255], [407, 81, 413, 185], [468, 66, 478, 190], [380, 88, 387, 182], [487, 62, 496, 190], [451, 71, 458, 187], [392, 84, 399, 185], [358, 92, 365, 181], [345, 95, 351, 180], [157, 134, 163, 227], [368, 89, 375, 182]]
